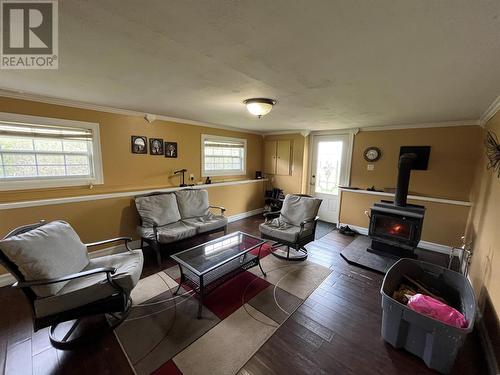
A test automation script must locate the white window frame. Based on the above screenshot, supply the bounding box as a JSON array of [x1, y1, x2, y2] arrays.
[[0, 112, 104, 191], [201, 134, 247, 177]]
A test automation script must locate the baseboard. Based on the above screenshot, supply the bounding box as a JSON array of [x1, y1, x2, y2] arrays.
[[340, 224, 369, 236], [477, 290, 500, 375], [227, 208, 264, 223], [338, 223, 452, 255], [0, 239, 142, 288], [417, 240, 453, 254], [478, 316, 500, 375]]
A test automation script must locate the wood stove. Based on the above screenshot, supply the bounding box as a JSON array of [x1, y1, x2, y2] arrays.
[[368, 153, 426, 258]]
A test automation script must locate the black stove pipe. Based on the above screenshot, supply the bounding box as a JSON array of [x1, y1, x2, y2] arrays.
[[394, 153, 417, 207]]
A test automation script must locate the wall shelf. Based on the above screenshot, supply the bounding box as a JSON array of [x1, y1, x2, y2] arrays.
[[339, 188, 471, 207], [0, 179, 268, 210]]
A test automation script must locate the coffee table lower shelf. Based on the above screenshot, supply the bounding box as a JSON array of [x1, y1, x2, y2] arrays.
[[173, 251, 266, 318]]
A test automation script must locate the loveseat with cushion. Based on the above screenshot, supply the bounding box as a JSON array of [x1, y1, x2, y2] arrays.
[[135, 189, 228, 265]]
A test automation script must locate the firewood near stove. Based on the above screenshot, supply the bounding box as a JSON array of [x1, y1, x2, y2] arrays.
[[392, 283, 417, 304], [392, 275, 448, 306], [402, 274, 447, 304]]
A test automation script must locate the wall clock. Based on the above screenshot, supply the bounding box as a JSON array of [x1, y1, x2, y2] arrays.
[[364, 147, 381, 162]]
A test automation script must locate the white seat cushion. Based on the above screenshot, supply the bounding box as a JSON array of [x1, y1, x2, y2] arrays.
[[280, 195, 322, 226], [135, 193, 181, 227], [34, 250, 143, 318], [0, 221, 89, 297], [182, 213, 228, 234], [259, 218, 313, 243], [138, 221, 197, 243], [175, 190, 210, 219]]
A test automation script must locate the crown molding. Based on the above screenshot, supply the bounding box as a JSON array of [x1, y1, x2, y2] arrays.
[[263, 130, 309, 136], [263, 119, 480, 136], [360, 120, 480, 132], [480, 95, 500, 127], [0, 88, 490, 134], [0, 88, 263, 135]]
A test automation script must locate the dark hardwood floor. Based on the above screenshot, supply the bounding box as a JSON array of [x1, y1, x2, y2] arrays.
[[0, 216, 487, 375]]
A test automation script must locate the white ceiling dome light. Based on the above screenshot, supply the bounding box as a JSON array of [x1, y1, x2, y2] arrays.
[[243, 98, 277, 118]]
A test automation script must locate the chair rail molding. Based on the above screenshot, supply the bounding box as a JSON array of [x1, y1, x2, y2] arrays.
[[0, 179, 267, 210], [339, 188, 471, 207]]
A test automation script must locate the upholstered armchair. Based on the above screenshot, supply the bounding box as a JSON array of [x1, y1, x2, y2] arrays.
[[0, 220, 143, 349], [260, 194, 322, 260]]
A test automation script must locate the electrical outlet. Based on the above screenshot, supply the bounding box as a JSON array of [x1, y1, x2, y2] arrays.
[[189, 174, 194, 181], [367, 164, 374, 171]]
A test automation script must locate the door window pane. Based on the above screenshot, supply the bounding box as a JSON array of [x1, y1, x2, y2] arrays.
[[315, 141, 343, 195]]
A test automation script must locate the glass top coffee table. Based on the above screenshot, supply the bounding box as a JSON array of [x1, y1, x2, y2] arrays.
[[171, 231, 266, 318]]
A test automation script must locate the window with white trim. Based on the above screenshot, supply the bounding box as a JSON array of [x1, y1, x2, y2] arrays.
[[0, 113, 103, 191], [201, 134, 246, 177]]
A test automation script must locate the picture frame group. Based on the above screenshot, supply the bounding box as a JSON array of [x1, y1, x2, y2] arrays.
[[131, 136, 177, 158]]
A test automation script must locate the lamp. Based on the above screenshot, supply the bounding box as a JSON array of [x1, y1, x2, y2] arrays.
[[243, 98, 277, 118]]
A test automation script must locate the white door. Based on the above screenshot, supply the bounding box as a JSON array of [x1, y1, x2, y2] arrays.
[[310, 134, 351, 223]]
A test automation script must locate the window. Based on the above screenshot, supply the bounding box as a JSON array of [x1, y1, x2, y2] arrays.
[[201, 134, 246, 177], [0, 113, 103, 190]]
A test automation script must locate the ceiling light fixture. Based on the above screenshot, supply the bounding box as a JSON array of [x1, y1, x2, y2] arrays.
[[243, 98, 277, 118]]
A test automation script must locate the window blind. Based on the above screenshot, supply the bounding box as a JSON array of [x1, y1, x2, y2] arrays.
[[0, 121, 95, 180], [202, 135, 246, 176]]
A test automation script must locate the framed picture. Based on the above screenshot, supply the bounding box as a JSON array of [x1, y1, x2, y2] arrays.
[[131, 136, 147, 154], [165, 142, 178, 158], [149, 138, 164, 155]]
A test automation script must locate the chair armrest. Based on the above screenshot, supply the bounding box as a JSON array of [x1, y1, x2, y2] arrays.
[[85, 237, 134, 252], [300, 216, 320, 227], [209, 205, 226, 215], [13, 267, 117, 288]]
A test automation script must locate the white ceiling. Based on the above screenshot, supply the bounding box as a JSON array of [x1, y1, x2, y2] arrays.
[[0, 0, 499, 132]]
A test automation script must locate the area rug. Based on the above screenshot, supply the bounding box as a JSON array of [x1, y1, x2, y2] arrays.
[[115, 244, 331, 375], [340, 235, 397, 273]]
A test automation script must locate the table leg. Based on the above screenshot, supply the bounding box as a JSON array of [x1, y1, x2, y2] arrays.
[[257, 244, 267, 277], [197, 276, 204, 319], [174, 265, 183, 295]]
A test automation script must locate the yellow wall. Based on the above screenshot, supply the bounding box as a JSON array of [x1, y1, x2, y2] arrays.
[[0, 97, 265, 274], [350, 126, 482, 200], [466, 112, 500, 315], [0, 97, 263, 203], [263, 133, 307, 194], [0, 182, 265, 245], [339, 191, 470, 247], [301, 135, 310, 194], [339, 125, 483, 246]]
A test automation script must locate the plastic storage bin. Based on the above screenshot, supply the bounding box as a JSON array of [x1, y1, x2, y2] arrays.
[[380, 258, 476, 374]]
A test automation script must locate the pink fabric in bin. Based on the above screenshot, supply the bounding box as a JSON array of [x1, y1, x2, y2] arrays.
[[407, 294, 468, 328]]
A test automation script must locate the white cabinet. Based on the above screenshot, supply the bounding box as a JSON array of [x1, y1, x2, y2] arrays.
[[264, 140, 292, 175]]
